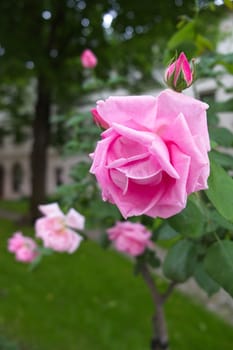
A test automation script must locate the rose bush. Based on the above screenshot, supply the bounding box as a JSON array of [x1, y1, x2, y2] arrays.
[[107, 221, 153, 256], [90, 89, 210, 219]]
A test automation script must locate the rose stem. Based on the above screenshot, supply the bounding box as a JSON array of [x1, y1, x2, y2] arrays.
[[140, 264, 176, 350]]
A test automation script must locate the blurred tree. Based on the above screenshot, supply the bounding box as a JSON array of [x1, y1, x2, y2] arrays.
[[0, 0, 220, 220]]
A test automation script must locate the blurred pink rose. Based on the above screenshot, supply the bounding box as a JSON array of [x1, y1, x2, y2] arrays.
[[8, 232, 38, 263], [90, 89, 210, 219], [107, 221, 152, 256], [80, 49, 97, 68], [35, 203, 85, 253], [165, 52, 194, 92]]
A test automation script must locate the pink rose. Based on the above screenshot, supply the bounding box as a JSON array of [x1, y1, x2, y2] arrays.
[[107, 221, 152, 256], [90, 89, 210, 219], [35, 203, 85, 253], [8, 232, 38, 263], [80, 49, 97, 68]]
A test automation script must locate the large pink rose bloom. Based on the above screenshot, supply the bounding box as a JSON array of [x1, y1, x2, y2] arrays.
[[35, 203, 85, 253], [8, 232, 38, 263], [107, 221, 152, 256], [90, 89, 210, 219]]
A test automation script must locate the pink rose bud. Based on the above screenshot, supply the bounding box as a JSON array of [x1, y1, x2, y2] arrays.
[[107, 221, 152, 257], [80, 49, 98, 69], [35, 203, 85, 253], [8, 232, 38, 263], [164, 52, 194, 92]]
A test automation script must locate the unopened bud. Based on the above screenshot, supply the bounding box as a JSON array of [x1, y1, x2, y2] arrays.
[[165, 52, 195, 92]]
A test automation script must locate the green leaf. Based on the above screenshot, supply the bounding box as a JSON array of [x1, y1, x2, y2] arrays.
[[194, 261, 220, 296], [168, 198, 205, 237], [209, 210, 233, 232], [196, 34, 213, 52], [156, 223, 179, 240], [167, 21, 195, 50], [224, 0, 233, 9], [209, 127, 233, 147], [163, 240, 197, 282], [204, 240, 233, 297], [210, 150, 233, 170], [206, 159, 233, 223]]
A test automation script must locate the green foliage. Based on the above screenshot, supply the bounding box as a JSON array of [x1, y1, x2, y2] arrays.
[[64, 111, 99, 155], [156, 223, 179, 241], [206, 159, 233, 224], [168, 197, 205, 238], [56, 161, 121, 229], [224, 0, 233, 9], [210, 150, 233, 170], [167, 21, 196, 54], [205, 209, 233, 234], [0, 0, 195, 105], [209, 127, 233, 148], [163, 240, 197, 283], [164, 4, 223, 62], [204, 240, 233, 297], [194, 261, 220, 296]]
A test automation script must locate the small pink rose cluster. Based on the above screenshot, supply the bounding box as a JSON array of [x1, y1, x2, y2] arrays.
[[107, 221, 153, 257], [8, 203, 85, 263], [80, 49, 98, 69], [8, 232, 38, 263]]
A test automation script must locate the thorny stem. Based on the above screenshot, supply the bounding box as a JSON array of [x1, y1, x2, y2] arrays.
[[140, 264, 176, 350]]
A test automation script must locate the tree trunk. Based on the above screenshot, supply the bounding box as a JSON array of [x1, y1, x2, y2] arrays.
[[30, 76, 51, 222]]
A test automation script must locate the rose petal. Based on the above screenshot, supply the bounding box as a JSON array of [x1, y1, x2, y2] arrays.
[[156, 89, 210, 151], [96, 95, 157, 129], [117, 155, 162, 186], [38, 203, 64, 218], [66, 230, 83, 253], [147, 144, 190, 218], [162, 113, 209, 193], [66, 208, 85, 230]]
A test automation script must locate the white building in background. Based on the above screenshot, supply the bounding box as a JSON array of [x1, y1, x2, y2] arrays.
[[192, 14, 233, 133], [0, 15, 232, 200], [0, 134, 86, 199]]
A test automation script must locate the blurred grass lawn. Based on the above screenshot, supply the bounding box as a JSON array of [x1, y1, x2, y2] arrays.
[[0, 201, 233, 350]]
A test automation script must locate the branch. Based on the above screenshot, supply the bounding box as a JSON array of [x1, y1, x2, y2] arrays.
[[161, 281, 177, 303], [140, 264, 162, 305], [140, 264, 173, 350]]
